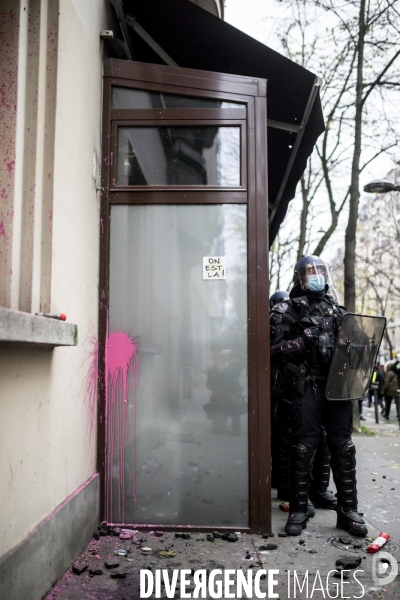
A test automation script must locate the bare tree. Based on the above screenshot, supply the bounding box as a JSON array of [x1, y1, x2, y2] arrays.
[[273, 0, 400, 306], [343, 0, 400, 310], [269, 223, 298, 292]]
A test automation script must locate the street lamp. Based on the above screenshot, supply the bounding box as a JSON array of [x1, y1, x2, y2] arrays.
[[363, 180, 400, 193]]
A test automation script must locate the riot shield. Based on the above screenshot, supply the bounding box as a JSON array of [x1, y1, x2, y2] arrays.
[[325, 313, 386, 401]]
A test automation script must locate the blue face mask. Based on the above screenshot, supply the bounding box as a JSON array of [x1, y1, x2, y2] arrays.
[[306, 274, 325, 292]]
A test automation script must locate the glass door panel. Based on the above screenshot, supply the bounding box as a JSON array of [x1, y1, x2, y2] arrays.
[[109, 204, 248, 526]]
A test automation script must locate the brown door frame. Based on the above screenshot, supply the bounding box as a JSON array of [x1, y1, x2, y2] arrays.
[[99, 59, 271, 533]]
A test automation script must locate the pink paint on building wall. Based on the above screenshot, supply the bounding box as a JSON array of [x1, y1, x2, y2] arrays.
[[83, 330, 140, 524], [5, 159, 15, 174], [83, 336, 99, 441]]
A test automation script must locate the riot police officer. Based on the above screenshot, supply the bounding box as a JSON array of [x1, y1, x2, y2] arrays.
[[270, 255, 367, 536], [270, 291, 337, 514]]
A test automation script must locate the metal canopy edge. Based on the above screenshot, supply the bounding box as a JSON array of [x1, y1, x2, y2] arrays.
[[269, 77, 322, 227]]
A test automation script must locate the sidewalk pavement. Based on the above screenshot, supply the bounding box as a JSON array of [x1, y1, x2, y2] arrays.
[[45, 415, 400, 600]]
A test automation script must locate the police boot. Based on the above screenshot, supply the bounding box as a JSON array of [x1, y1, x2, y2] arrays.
[[307, 499, 316, 518], [331, 439, 368, 537], [285, 441, 315, 536], [309, 428, 337, 510]]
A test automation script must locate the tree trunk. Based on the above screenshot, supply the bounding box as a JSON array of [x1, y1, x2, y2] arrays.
[[297, 175, 309, 259], [384, 329, 393, 357], [344, 0, 365, 311]]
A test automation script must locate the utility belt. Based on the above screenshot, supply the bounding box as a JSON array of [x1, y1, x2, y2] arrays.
[[306, 374, 326, 382], [274, 362, 327, 396], [305, 374, 327, 392], [306, 366, 328, 384]]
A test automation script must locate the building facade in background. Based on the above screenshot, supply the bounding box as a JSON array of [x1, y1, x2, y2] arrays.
[[356, 165, 400, 362]]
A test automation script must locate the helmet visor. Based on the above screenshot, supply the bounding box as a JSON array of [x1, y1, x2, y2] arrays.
[[298, 260, 328, 291]]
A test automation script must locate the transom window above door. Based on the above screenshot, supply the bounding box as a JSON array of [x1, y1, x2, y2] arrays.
[[116, 125, 241, 187], [112, 87, 245, 110]]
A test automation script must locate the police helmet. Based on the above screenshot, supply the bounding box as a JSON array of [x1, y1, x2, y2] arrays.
[[293, 255, 329, 290], [269, 290, 290, 310]]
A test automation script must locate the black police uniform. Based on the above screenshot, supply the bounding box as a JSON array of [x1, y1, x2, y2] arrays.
[[270, 283, 367, 536]]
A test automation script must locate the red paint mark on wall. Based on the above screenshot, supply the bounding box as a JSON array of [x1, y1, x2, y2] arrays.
[[105, 331, 140, 523], [0, 222, 5, 236]]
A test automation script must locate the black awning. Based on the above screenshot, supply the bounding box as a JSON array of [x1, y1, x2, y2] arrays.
[[116, 0, 325, 243]]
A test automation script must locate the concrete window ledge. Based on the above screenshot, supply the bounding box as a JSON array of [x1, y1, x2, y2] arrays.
[[0, 307, 78, 348]]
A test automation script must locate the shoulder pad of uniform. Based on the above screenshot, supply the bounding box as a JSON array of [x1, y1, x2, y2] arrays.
[[335, 304, 346, 313], [327, 295, 347, 309], [292, 296, 308, 305], [270, 311, 283, 324], [273, 301, 290, 313]]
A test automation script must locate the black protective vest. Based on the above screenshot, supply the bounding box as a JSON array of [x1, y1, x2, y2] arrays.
[[270, 294, 346, 396]]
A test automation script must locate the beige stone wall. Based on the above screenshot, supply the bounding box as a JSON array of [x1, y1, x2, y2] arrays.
[[0, 0, 108, 557], [0, 1, 21, 307]]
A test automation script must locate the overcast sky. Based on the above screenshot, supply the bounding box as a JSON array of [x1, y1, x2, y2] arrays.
[[225, 0, 280, 44]]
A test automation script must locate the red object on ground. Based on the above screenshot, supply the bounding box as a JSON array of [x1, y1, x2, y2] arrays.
[[366, 532, 390, 553], [279, 502, 290, 512]]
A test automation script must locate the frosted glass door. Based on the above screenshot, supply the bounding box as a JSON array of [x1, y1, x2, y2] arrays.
[[108, 204, 248, 526]]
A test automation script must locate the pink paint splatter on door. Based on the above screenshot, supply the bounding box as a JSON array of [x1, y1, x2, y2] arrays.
[[105, 331, 140, 523]]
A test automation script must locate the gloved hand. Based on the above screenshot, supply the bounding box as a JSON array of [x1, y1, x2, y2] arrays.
[[303, 327, 319, 350]]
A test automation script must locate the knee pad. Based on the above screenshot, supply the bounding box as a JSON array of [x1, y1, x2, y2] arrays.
[[336, 439, 355, 458], [330, 438, 355, 456], [293, 441, 315, 462]]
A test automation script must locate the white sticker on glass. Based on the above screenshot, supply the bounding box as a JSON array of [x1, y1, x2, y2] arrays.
[[203, 257, 226, 280]]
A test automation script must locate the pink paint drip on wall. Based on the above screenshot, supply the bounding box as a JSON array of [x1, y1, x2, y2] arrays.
[[83, 336, 99, 441], [0, 222, 5, 236], [105, 330, 140, 523]]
